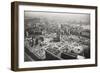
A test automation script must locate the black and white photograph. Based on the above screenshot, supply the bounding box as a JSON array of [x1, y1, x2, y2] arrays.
[[11, 2, 97, 71], [24, 11, 90, 61]]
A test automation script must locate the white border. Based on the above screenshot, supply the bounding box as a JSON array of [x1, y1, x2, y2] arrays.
[[18, 5, 96, 68]]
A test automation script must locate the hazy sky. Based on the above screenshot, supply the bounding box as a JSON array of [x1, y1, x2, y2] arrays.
[[24, 11, 90, 24]]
